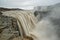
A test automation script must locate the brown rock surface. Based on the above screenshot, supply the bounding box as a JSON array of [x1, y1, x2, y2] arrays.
[[0, 12, 20, 40]]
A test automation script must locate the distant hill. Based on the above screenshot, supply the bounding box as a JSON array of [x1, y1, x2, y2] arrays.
[[0, 7, 23, 11]]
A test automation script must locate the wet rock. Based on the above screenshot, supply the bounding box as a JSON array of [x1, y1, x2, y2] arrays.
[[0, 12, 20, 40]]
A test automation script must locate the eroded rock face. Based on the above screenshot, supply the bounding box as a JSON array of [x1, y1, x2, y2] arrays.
[[0, 12, 20, 40], [33, 3, 60, 40]]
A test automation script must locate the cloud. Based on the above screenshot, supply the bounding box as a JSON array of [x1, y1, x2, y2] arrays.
[[33, 0, 60, 6], [0, 0, 34, 9], [0, 0, 60, 10]]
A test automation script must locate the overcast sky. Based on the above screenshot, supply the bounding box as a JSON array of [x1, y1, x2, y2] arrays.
[[0, 0, 60, 10]]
